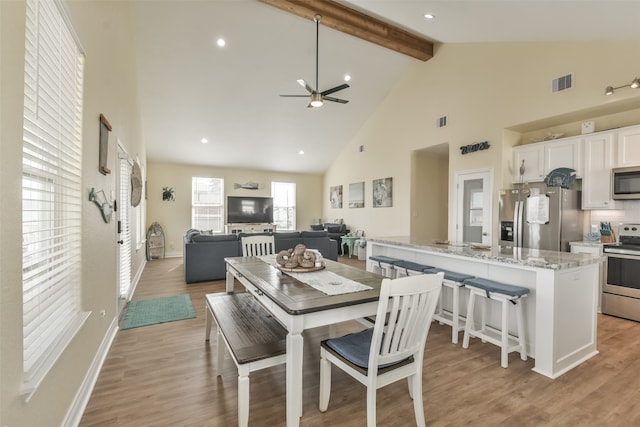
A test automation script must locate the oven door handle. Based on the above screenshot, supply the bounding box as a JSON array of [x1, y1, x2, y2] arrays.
[[605, 252, 640, 259]]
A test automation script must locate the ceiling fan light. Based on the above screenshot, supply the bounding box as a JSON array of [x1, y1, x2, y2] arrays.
[[310, 93, 323, 107], [631, 78, 640, 89]]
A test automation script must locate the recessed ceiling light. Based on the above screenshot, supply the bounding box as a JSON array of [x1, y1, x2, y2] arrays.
[[216, 38, 226, 47], [299, 150, 304, 155], [201, 138, 208, 144], [344, 74, 351, 82], [424, 13, 435, 19]]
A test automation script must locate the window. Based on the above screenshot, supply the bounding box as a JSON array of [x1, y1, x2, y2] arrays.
[[22, 0, 86, 396], [272, 182, 296, 231], [192, 177, 224, 232]]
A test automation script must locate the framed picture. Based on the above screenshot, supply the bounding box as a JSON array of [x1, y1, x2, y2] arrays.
[[372, 177, 392, 207], [349, 181, 364, 208], [162, 187, 175, 201], [330, 185, 343, 208], [98, 114, 112, 175]]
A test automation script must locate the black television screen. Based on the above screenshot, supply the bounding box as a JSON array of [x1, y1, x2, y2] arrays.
[[227, 196, 274, 224]]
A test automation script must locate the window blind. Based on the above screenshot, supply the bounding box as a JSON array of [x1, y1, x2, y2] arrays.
[[22, 0, 85, 391], [119, 155, 132, 298]]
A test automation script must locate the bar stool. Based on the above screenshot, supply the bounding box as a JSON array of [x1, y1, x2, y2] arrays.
[[368, 255, 402, 278], [393, 260, 433, 278], [462, 277, 529, 368], [423, 268, 474, 344]]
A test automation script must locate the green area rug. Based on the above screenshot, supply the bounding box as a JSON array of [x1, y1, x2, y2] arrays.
[[121, 294, 196, 330]]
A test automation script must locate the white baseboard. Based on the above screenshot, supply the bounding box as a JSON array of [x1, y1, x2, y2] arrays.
[[61, 317, 119, 427]]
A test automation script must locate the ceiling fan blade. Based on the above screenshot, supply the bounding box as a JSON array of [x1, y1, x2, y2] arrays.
[[297, 79, 314, 94], [280, 94, 310, 98], [324, 96, 349, 104], [321, 83, 349, 96]]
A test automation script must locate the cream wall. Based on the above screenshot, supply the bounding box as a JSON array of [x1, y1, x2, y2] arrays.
[[324, 42, 640, 241], [0, 1, 145, 426], [147, 162, 323, 257]]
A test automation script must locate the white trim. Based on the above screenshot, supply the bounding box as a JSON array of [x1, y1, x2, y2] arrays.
[[61, 316, 119, 427]]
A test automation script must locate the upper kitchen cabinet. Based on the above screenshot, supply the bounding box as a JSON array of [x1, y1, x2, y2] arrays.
[[544, 137, 583, 177], [512, 137, 582, 183], [582, 131, 619, 209], [513, 144, 543, 183], [617, 125, 640, 167]]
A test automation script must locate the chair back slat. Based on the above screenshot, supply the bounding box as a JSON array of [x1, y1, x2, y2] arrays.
[[241, 235, 275, 256], [371, 273, 443, 369]]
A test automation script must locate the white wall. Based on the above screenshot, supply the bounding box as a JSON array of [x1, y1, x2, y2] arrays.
[[146, 162, 323, 257], [0, 1, 145, 425], [323, 42, 640, 241]]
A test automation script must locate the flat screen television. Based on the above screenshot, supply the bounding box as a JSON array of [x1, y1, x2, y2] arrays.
[[227, 196, 274, 224]]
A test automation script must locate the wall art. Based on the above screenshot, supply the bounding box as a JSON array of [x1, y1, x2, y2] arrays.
[[330, 185, 343, 208], [349, 181, 364, 208], [372, 177, 392, 208], [162, 186, 175, 201]]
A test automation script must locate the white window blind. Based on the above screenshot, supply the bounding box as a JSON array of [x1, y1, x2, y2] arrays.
[[272, 182, 296, 231], [192, 177, 224, 232], [22, 0, 85, 394], [118, 155, 132, 298]]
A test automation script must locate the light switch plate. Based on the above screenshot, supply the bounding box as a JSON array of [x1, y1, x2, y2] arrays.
[[581, 121, 595, 134]]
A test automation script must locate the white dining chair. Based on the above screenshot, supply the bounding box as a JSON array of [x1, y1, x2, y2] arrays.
[[241, 235, 275, 256], [319, 272, 444, 427]]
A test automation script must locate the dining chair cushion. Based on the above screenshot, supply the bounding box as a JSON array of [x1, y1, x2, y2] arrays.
[[324, 329, 405, 370]]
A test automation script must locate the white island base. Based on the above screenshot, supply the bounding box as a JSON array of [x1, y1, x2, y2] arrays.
[[367, 237, 601, 379]]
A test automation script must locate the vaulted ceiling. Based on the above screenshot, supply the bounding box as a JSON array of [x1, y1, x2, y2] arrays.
[[133, 1, 640, 174]]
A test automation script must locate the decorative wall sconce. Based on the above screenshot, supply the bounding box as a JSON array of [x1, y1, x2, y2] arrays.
[[604, 77, 640, 95], [89, 187, 114, 223]]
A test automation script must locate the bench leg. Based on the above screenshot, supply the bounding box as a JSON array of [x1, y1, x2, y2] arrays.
[[216, 330, 225, 376], [238, 366, 250, 427]]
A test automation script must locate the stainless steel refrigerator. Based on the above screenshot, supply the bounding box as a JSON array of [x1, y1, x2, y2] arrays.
[[498, 186, 584, 252]]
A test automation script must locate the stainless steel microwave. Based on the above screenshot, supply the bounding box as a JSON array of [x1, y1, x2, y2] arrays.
[[612, 166, 640, 200]]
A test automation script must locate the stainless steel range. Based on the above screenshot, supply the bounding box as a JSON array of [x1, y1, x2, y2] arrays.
[[602, 223, 640, 322]]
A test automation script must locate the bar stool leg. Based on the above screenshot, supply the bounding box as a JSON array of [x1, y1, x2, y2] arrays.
[[516, 299, 527, 360], [451, 285, 460, 344], [501, 298, 509, 368], [462, 290, 476, 349]]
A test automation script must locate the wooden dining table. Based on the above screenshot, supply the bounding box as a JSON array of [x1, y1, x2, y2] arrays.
[[224, 256, 384, 427]]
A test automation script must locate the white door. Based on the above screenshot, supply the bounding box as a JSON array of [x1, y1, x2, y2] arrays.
[[117, 147, 133, 302], [455, 170, 493, 244]]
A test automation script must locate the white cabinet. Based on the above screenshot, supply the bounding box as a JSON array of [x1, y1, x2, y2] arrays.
[[513, 144, 544, 183], [582, 131, 619, 209], [544, 137, 582, 178], [617, 125, 640, 167], [512, 137, 582, 183], [569, 242, 605, 312], [225, 223, 276, 234]]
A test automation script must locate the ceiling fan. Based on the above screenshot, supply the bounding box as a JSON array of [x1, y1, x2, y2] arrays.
[[280, 15, 349, 108]]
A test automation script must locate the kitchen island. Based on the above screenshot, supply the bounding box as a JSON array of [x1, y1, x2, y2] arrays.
[[366, 237, 603, 379]]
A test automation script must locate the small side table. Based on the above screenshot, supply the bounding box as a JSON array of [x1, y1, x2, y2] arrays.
[[340, 235, 359, 258]]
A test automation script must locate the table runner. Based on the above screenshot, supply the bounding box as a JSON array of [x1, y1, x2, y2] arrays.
[[259, 255, 373, 296]]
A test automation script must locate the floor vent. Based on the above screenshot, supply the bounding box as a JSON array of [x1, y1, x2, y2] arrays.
[[436, 116, 447, 128], [552, 73, 573, 93]]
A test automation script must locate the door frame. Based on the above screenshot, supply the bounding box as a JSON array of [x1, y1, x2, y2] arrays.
[[454, 168, 494, 244]]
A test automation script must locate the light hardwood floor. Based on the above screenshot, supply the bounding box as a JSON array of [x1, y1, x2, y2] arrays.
[[80, 256, 640, 426]]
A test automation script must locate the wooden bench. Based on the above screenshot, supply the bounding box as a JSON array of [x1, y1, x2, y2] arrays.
[[205, 292, 287, 427]]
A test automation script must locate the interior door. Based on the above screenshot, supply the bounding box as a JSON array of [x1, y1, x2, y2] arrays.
[[455, 170, 493, 244], [117, 148, 133, 304]]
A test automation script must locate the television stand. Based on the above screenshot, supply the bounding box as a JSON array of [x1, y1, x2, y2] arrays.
[[225, 223, 277, 234]]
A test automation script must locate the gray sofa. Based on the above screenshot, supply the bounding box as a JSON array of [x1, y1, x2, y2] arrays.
[[183, 230, 338, 283]]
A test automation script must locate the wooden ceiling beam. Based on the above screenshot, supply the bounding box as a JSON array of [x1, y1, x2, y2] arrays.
[[258, 0, 434, 61]]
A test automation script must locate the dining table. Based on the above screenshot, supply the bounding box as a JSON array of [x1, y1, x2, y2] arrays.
[[224, 256, 384, 427]]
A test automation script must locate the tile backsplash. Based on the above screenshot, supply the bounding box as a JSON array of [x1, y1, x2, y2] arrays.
[[588, 200, 640, 239]]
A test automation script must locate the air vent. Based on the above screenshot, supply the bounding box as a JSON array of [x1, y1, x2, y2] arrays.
[[552, 73, 573, 93], [436, 116, 447, 128]]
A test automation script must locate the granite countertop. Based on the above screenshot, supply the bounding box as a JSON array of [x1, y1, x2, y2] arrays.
[[367, 236, 603, 270], [569, 240, 605, 247]]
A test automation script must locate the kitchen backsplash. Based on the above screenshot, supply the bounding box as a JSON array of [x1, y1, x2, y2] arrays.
[[588, 200, 640, 239]]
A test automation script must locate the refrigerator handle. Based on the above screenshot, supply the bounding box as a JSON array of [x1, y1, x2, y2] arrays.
[[515, 200, 523, 248]]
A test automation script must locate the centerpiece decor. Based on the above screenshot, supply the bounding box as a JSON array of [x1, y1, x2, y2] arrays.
[[276, 244, 325, 272]]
